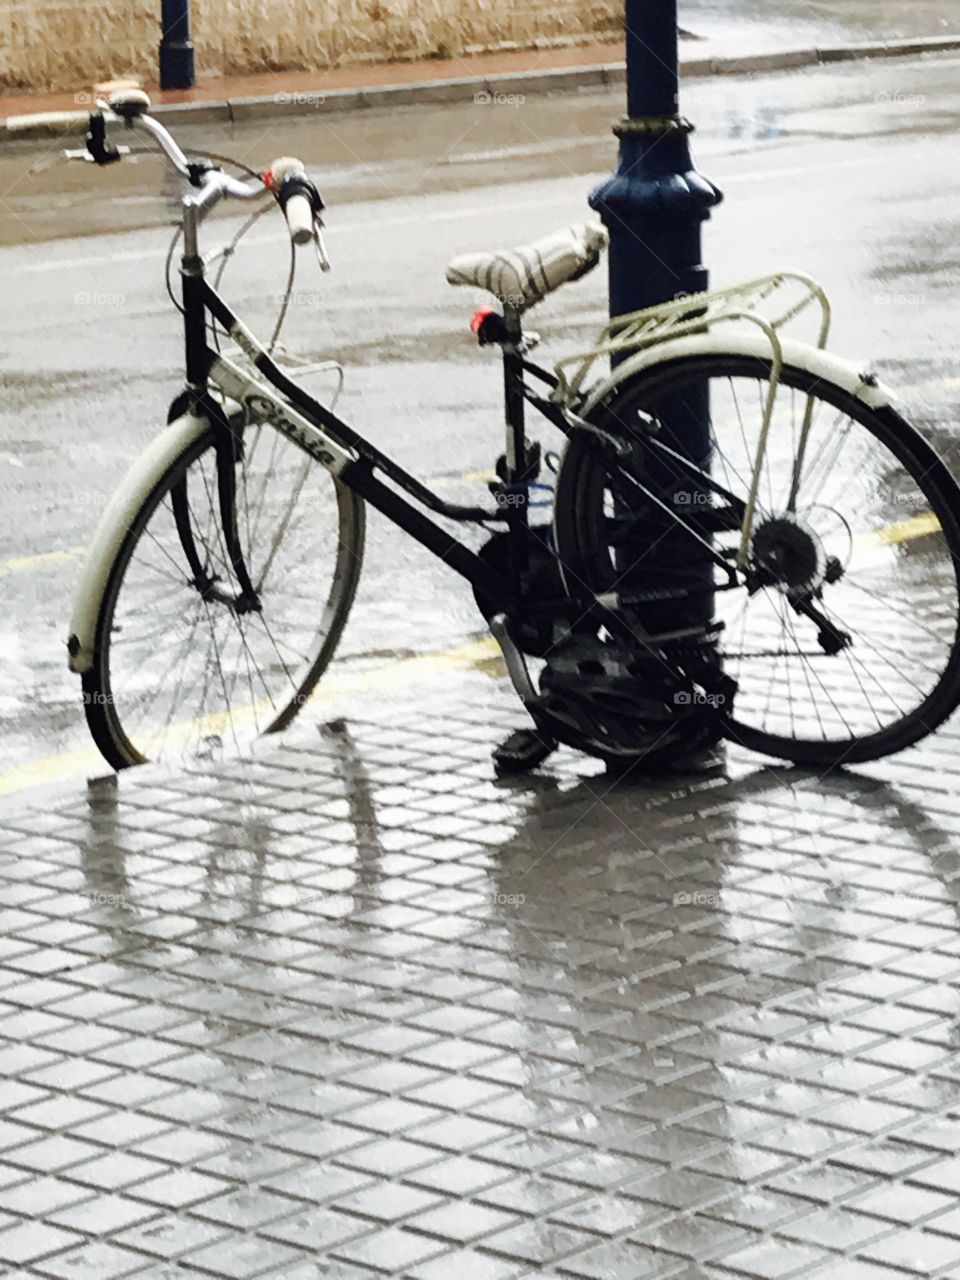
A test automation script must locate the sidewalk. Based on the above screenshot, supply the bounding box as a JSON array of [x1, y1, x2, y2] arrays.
[[1, 661, 960, 1277], [4, 34, 960, 141], [0, 43, 623, 121]]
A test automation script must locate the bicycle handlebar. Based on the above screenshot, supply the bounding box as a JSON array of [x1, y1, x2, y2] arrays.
[[68, 89, 328, 257], [266, 157, 318, 247], [83, 90, 196, 177]]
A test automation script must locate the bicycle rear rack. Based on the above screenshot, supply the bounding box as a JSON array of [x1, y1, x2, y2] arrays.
[[551, 271, 832, 565]]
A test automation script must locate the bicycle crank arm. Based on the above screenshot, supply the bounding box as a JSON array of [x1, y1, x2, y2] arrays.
[[487, 615, 559, 775], [490, 614, 537, 705]]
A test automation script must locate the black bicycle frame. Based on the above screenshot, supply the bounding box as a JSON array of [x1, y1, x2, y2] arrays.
[[179, 261, 557, 615], [177, 255, 745, 634]]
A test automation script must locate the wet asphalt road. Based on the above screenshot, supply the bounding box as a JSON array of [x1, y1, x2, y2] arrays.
[[683, 0, 959, 46], [1, 52, 959, 787]]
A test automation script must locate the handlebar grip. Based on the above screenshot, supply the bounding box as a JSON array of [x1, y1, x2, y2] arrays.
[[283, 192, 315, 246], [266, 157, 323, 249]]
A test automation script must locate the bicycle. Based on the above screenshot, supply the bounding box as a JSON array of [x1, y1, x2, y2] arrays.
[[63, 90, 960, 773]]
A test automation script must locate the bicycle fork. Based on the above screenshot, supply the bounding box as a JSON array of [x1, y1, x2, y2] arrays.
[[174, 248, 262, 616], [209, 395, 262, 614], [167, 388, 262, 615]]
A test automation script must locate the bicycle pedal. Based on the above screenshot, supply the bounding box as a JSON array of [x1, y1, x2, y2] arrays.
[[493, 728, 557, 776]]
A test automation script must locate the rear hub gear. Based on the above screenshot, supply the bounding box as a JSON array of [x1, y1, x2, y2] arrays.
[[750, 515, 827, 593]]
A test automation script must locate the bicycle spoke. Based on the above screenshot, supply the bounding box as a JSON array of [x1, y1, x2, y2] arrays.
[[573, 362, 960, 758], [96, 421, 359, 766]]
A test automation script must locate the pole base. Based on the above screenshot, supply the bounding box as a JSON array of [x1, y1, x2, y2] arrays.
[[159, 40, 195, 91]]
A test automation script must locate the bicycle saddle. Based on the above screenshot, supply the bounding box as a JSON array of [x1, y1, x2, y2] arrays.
[[446, 222, 608, 313]]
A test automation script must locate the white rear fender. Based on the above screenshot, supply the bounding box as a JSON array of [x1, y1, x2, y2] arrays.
[[67, 412, 210, 675], [577, 333, 896, 418]]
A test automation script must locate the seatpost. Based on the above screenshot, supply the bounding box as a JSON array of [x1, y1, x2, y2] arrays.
[[501, 304, 530, 585]]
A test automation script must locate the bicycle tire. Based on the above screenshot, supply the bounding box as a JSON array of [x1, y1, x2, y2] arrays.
[[553, 354, 960, 768], [82, 421, 364, 770]]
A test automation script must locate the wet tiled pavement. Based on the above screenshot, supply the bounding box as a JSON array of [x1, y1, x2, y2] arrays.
[[2, 668, 960, 1278]]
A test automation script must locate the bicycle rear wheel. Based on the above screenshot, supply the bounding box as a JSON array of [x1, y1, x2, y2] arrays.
[[554, 355, 960, 767], [82, 413, 364, 769]]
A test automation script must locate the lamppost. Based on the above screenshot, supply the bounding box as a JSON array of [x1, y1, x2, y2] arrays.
[[159, 0, 196, 90], [589, 0, 722, 639]]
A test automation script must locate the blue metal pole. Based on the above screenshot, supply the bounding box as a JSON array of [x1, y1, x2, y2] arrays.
[[589, 0, 722, 640], [591, 0, 721, 318], [159, 0, 195, 90]]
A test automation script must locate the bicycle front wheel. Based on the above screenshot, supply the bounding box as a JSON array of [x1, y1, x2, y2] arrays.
[[82, 414, 364, 769], [554, 355, 960, 768]]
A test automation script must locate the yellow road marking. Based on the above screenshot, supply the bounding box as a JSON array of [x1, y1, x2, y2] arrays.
[[861, 511, 942, 547], [0, 743, 107, 798], [0, 546, 84, 576], [0, 637, 503, 798], [0, 507, 947, 796], [2, 371, 960, 581], [130, 636, 503, 754], [2, 360, 958, 795], [0, 495, 944, 801], [900, 375, 960, 398]]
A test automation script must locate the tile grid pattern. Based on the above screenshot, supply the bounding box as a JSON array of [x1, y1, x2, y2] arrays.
[[0, 675, 959, 1278]]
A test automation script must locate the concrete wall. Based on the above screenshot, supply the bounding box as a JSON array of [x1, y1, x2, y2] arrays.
[[0, 1, 621, 93]]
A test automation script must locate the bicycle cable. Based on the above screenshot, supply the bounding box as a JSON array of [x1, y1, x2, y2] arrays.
[[152, 144, 334, 409], [163, 151, 298, 356]]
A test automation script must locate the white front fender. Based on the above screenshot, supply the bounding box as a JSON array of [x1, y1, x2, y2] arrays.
[[577, 333, 896, 418], [67, 412, 210, 675]]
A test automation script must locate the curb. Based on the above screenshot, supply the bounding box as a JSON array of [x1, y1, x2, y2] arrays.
[[3, 34, 959, 144]]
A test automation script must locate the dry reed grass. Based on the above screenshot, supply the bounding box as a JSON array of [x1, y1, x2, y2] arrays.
[[0, 0, 621, 93]]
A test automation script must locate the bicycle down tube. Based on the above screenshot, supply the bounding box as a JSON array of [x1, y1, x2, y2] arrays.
[[186, 270, 521, 614]]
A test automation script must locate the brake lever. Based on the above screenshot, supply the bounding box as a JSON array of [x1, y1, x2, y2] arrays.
[[27, 143, 131, 178], [63, 145, 131, 164], [86, 113, 123, 166], [314, 221, 331, 273]]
